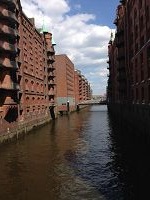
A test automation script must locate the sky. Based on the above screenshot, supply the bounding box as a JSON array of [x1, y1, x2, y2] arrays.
[[20, 0, 120, 95]]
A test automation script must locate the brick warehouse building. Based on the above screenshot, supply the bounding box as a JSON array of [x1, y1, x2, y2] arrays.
[[54, 55, 92, 114], [0, 0, 20, 135], [74, 69, 92, 104], [107, 0, 150, 133], [19, 14, 56, 122], [0, 0, 91, 142], [0, 0, 56, 141]]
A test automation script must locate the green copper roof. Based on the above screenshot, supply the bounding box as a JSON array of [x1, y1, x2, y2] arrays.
[[52, 37, 56, 46], [40, 18, 56, 45], [40, 18, 48, 33]]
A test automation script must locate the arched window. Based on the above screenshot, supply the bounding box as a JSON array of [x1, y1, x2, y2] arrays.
[[25, 79, 28, 91], [135, 25, 138, 39], [41, 83, 43, 93], [36, 82, 39, 92], [134, 8, 137, 20], [141, 87, 144, 102], [140, 15, 144, 29], [148, 85, 150, 102], [37, 97, 40, 104], [139, 0, 142, 9], [31, 80, 34, 91]]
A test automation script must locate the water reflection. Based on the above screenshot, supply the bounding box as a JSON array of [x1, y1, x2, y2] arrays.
[[107, 112, 150, 200], [0, 105, 150, 200]]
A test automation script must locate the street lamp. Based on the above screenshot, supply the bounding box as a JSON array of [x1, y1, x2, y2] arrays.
[[67, 100, 70, 113]]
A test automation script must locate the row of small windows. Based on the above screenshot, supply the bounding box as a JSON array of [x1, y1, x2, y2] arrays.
[[23, 43, 42, 56], [132, 85, 150, 102], [130, 49, 150, 83], [129, 22, 146, 37], [26, 96, 45, 101], [129, 34, 148, 56], [34, 33, 42, 43], [129, 4, 149, 36], [23, 31, 43, 50], [134, 48, 149, 67], [24, 61, 43, 71], [25, 107, 47, 116], [25, 79, 44, 85], [133, 0, 146, 16], [24, 68, 44, 79], [25, 79, 44, 92], [23, 25, 33, 38]]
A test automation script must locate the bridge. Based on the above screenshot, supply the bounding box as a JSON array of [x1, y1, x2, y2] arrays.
[[78, 99, 107, 105]]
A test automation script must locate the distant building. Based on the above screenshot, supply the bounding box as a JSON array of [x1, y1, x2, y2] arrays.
[[74, 70, 80, 104], [54, 54, 76, 113], [75, 70, 92, 102], [54, 55, 92, 113]]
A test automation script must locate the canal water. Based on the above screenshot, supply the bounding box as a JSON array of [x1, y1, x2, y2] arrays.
[[0, 105, 150, 200]]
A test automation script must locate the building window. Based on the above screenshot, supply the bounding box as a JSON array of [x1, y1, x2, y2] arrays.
[[37, 97, 40, 103], [147, 47, 150, 68], [141, 87, 144, 102], [140, 52, 144, 66], [134, 8, 137, 20], [130, 32, 133, 44], [26, 96, 29, 101], [130, 62, 134, 84], [41, 84, 43, 93], [147, 47, 150, 78], [141, 69, 144, 81], [135, 43, 138, 53], [136, 88, 139, 101], [31, 81, 34, 91], [140, 15, 144, 29], [133, 88, 136, 102], [25, 79, 28, 91], [148, 68, 150, 78], [36, 82, 39, 92], [134, 25, 138, 39], [148, 85, 150, 102], [135, 71, 138, 83], [139, 0, 142, 9], [146, 6, 149, 21], [140, 52, 144, 81]]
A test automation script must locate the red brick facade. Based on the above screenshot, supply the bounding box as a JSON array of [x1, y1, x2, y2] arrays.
[[54, 55, 92, 113], [0, 0, 91, 140], [19, 13, 47, 121], [107, 0, 150, 105], [74, 70, 80, 104], [0, 0, 20, 133], [0, 0, 56, 137], [54, 54, 76, 112], [74, 70, 92, 103]]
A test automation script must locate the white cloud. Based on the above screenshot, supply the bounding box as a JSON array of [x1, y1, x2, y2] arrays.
[[20, 0, 113, 95], [21, 0, 70, 27]]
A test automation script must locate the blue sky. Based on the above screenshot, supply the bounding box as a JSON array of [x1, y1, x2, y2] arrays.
[[68, 0, 119, 28], [21, 0, 120, 95]]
